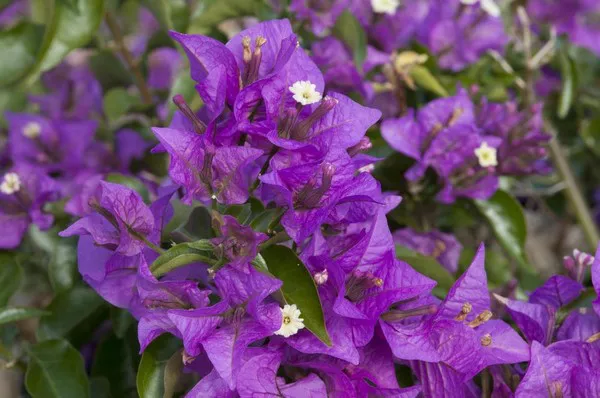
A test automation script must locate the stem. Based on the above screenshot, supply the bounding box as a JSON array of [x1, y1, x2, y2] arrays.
[[250, 146, 279, 193], [259, 231, 290, 252], [105, 11, 153, 105], [546, 123, 600, 249]]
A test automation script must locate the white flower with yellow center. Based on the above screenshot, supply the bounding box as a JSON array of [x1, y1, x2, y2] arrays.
[[289, 81, 322, 106], [460, 0, 501, 17], [1, 173, 22, 195], [274, 304, 305, 338], [22, 122, 42, 139], [371, 0, 401, 15], [474, 142, 498, 168]]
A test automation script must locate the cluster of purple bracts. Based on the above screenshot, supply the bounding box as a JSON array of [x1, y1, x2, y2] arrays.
[[57, 18, 600, 397]]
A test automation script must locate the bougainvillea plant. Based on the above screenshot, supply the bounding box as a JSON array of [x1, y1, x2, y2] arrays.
[[1, 0, 600, 397]]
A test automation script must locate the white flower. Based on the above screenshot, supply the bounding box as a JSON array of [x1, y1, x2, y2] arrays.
[[289, 81, 322, 105], [474, 142, 498, 168], [314, 269, 329, 285], [22, 122, 42, 139], [371, 0, 401, 15], [274, 304, 305, 338], [460, 0, 500, 17], [0, 173, 21, 195]]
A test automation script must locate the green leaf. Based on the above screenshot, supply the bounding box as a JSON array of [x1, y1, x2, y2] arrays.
[[49, 236, 78, 294], [260, 245, 331, 346], [110, 307, 134, 339], [37, 286, 104, 341], [558, 47, 576, 119], [410, 65, 449, 97], [473, 190, 536, 281], [92, 334, 137, 398], [141, 0, 188, 32], [166, 68, 199, 122], [0, 253, 22, 306], [395, 246, 455, 295], [26, 0, 105, 83], [163, 349, 184, 398], [103, 87, 140, 123], [580, 117, 600, 156], [150, 241, 216, 277], [250, 208, 284, 233], [105, 173, 151, 202], [187, 0, 264, 34], [333, 11, 367, 69], [0, 22, 44, 87], [137, 335, 181, 398], [90, 377, 112, 398], [25, 339, 90, 398], [167, 205, 215, 241], [90, 49, 133, 92], [0, 307, 49, 325]]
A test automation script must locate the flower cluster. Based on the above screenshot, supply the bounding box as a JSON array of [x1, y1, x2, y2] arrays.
[[60, 19, 586, 396]]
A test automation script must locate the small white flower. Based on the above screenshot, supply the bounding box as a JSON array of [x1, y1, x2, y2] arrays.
[[474, 142, 498, 168], [460, 0, 500, 17], [0, 173, 21, 195], [22, 122, 42, 139], [289, 81, 322, 106], [371, 0, 401, 15], [274, 304, 305, 338], [314, 269, 329, 285]]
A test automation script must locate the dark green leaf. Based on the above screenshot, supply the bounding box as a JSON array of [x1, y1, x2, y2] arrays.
[[150, 241, 215, 277], [224, 203, 252, 224], [90, 49, 133, 91], [333, 11, 367, 69], [474, 190, 536, 279], [188, 0, 264, 34], [558, 47, 577, 119], [250, 208, 284, 233], [37, 286, 104, 341], [137, 335, 181, 398], [105, 173, 151, 202], [0, 307, 49, 325], [110, 307, 134, 339], [25, 339, 90, 398], [0, 22, 44, 87], [0, 253, 22, 306], [90, 377, 113, 398], [580, 117, 600, 156], [410, 65, 449, 97], [260, 245, 331, 346], [170, 206, 215, 241], [92, 334, 137, 398], [395, 246, 455, 295]]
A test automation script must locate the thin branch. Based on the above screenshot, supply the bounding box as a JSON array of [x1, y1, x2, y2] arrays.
[[105, 11, 153, 105]]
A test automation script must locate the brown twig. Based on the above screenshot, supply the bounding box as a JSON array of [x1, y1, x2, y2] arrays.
[[105, 11, 153, 105]]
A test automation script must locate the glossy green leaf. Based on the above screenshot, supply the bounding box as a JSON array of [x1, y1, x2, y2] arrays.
[[137, 335, 181, 398], [410, 65, 449, 97], [37, 286, 104, 341], [150, 241, 216, 277], [0, 253, 22, 306], [163, 349, 184, 398], [250, 208, 284, 233], [395, 245, 455, 294], [474, 190, 535, 276], [558, 47, 576, 119], [25, 339, 90, 398], [27, 0, 105, 83], [260, 245, 331, 346], [0, 22, 44, 87], [49, 236, 78, 294], [168, 205, 215, 242], [92, 334, 137, 398], [187, 0, 264, 34], [0, 307, 49, 325], [333, 11, 367, 69]]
